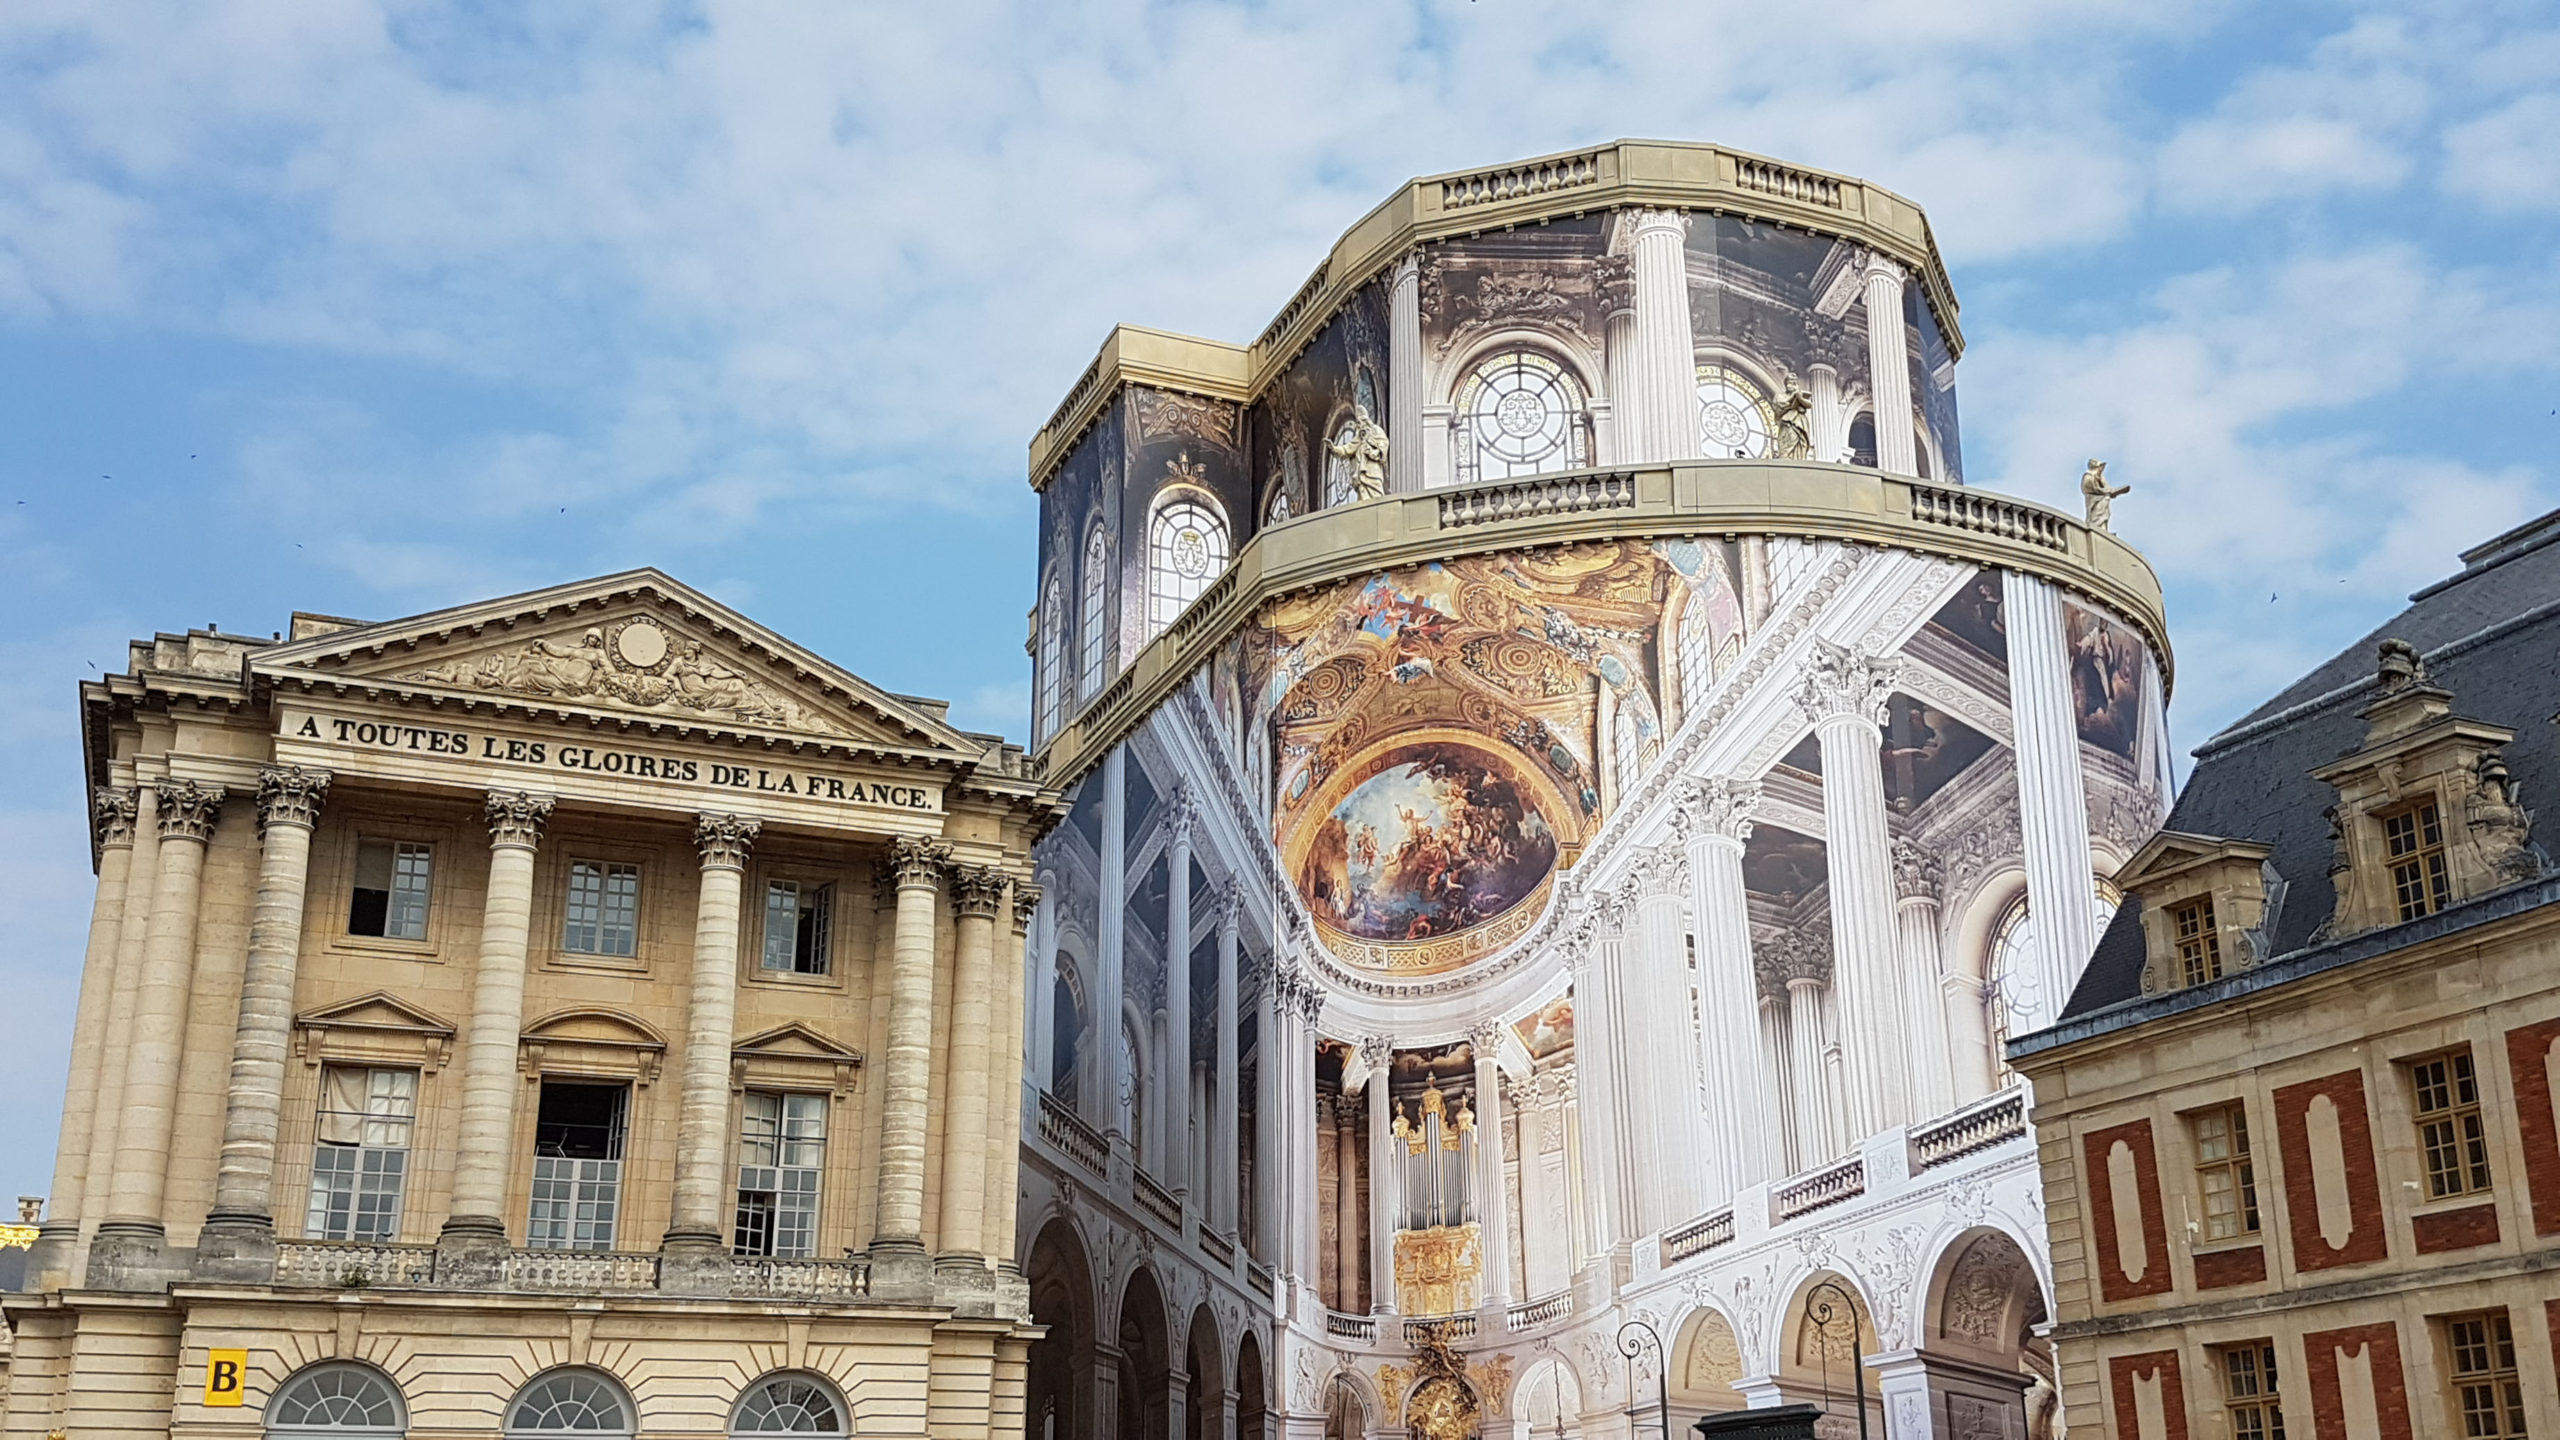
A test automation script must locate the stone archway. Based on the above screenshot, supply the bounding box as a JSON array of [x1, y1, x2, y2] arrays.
[[1670, 1305, 1748, 1421], [1028, 1218, 1097, 1440], [1921, 1228, 2056, 1439], [1513, 1355, 1583, 1440], [1183, 1305, 1224, 1440], [1321, 1371, 1369, 1440], [1778, 1270, 1887, 1438], [1117, 1267, 1172, 1440], [1235, 1332, 1268, 1440]]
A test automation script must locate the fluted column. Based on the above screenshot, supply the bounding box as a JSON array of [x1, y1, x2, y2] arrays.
[[1254, 961, 1280, 1266], [1212, 896, 1241, 1235], [30, 788, 138, 1280], [935, 864, 1007, 1270], [663, 814, 760, 1269], [1891, 839, 1956, 1121], [1807, 363, 1847, 463], [1030, 880, 1058, 1092], [1097, 751, 1128, 1135], [1797, 639, 1910, 1139], [1598, 254, 1640, 464], [1513, 1077, 1557, 1296], [1629, 856, 1705, 1228], [1332, 1094, 1361, 1310], [1469, 1023, 1511, 1307], [1566, 909, 1628, 1258], [91, 779, 225, 1281], [441, 790, 554, 1245], [1162, 794, 1194, 1198], [200, 767, 334, 1278], [993, 882, 1038, 1272], [1360, 1035, 1396, 1313], [82, 779, 159, 1240], [1679, 779, 1780, 1201], [1782, 968, 1837, 1167], [874, 835, 951, 1271], [1289, 969, 1325, 1291], [2003, 571, 2098, 1035], [1389, 252, 1423, 493], [1861, 256, 1916, 476], [1630, 209, 1700, 463]]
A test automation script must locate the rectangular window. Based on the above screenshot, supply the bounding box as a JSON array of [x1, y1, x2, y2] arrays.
[[2442, 1310, 2526, 1438], [561, 860, 641, 957], [527, 1080, 627, 1251], [761, 881, 833, 975], [733, 1091, 828, 1258], [2383, 801, 2451, 920], [2190, 1102, 2261, 1241], [2173, 896, 2223, 986], [2216, 1341, 2284, 1440], [304, 1066, 416, 1242], [2410, 1049, 2493, 1199], [348, 839, 433, 940]]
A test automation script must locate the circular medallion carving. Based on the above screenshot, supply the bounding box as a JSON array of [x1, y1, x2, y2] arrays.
[[613, 619, 670, 670]]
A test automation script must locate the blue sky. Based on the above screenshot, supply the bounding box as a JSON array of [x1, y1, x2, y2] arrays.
[[2, 0, 2556, 1202]]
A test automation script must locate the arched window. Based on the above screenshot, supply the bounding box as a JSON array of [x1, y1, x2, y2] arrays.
[[732, 1373, 849, 1436], [1453, 349, 1590, 484], [1847, 413, 1878, 469], [1676, 588, 1718, 718], [1036, 576, 1065, 743], [1079, 527, 1110, 699], [1117, 1015, 1143, 1148], [1696, 362, 1775, 459], [1146, 494, 1230, 637], [1051, 972, 1084, 1106], [1987, 885, 2120, 1081], [506, 1368, 634, 1438], [1610, 700, 1649, 800], [267, 1362, 406, 1438]]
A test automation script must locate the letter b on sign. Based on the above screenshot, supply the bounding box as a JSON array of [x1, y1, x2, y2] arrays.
[[205, 1348, 247, 1406]]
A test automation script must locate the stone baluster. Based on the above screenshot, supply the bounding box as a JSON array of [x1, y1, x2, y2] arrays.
[[659, 813, 761, 1291], [437, 790, 554, 1270], [89, 779, 226, 1287], [1797, 639, 1911, 1140], [935, 863, 1008, 1276], [871, 835, 951, 1294], [2003, 571, 2098, 1036], [1212, 894, 1241, 1236], [199, 766, 335, 1281], [1891, 838, 1957, 1122], [1679, 778, 1781, 1202], [1861, 255, 1917, 476], [27, 787, 140, 1286]]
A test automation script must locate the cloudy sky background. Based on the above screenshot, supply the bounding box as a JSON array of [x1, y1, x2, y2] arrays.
[[1, 0, 2555, 1201]]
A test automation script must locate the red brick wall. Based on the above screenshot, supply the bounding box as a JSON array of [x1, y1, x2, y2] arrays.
[[2083, 1118, 2175, 1302], [2273, 1070, 2389, 1271], [2506, 1016, 2560, 1238], [2301, 1322, 2413, 1440], [2411, 1201, 2500, 1254], [2107, 1350, 2188, 1440], [2189, 1244, 2265, 1289]]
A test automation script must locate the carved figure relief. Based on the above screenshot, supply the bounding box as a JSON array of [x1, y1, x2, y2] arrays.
[[404, 618, 845, 736]]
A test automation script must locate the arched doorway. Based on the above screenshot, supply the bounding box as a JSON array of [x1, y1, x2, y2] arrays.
[[1028, 1219, 1097, 1440], [1234, 1333, 1267, 1440], [1320, 1374, 1368, 1440], [1926, 1228, 2057, 1439], [1670, 1306, 1747, 1424], [1514, 1356, 1581, 1440], [1117, 1267, 1171, 1440], [1780, 1271, 1886, 1436], [1183, 1307, 1223, 1440]]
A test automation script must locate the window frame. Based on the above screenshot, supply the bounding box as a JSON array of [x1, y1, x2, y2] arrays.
[[1079, 525, 1110, 700], [730, 1371, 850, 1436], [525, 1079, 631, 1253], [505, 1367, 635, 1438], [2212, 1341, 2284, 1440], [2186, 1100, 2261, 1244], [1450, 346, 1592, 485], [347, 835, 436, 944], [303, 1064, 419, 1244], [2438, 1309, 2527, 1439], [1036, 573, 1066, 744], [1144, 491, 1230, 639], [2405, 1047, 2494, 1200], [559, 857, 644, 960], [757, 875, 838, 980], [2171, 894, 2224, 987], [265, 1360, 409, 1437], [733, 1089, 830, 1259], [2379, 797, 2452, 921]]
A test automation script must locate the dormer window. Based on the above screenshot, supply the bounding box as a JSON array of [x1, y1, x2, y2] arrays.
[[2173, 897, 2223, 986], [2382, 800, 2450, 920]]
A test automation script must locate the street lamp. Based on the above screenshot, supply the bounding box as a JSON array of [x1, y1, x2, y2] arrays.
[[1619, 1318, 1671, 1440], [1801, 1279, 1869, 1440]]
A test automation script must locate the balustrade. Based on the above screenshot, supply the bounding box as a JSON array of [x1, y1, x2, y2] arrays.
[[1037, 1090, 1108, 1178], [1773, 1156, 1867, 1220], [1661, 1208, 1737, 1266], [1912, 1086, 2029, 1169]]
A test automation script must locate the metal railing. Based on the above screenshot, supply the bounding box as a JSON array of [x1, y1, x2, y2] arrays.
[[1913, 1086, 2029, 1170], [1773, 1156, 1868, 1221], [1506, 1291, 1573, 1331], [1662, 1207, 1737, 1266], [1037, 1091, 1108, 1178]]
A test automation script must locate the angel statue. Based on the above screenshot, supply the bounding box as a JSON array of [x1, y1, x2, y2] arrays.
[[1772, 382, 1814, 460], [1327, 405, 1391, 502], [2081, 458, 2130, 530]]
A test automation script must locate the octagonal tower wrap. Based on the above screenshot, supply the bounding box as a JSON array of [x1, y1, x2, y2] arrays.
[[1017, 141, 2169, 1440]]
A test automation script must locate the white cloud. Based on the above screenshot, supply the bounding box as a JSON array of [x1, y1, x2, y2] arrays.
[[2443, 92, 2560, 212]]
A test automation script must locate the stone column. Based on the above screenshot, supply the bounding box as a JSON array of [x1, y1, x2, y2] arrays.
[[1162, 793, 1194, 1200], [1097, 751, 1128, 1135], [1797, 640, 1910, 1140], [1213, 896, 1241, 1235], [659, 813, 761, 1289], [1290, 970, 1326, 1293], [82, 779, 160, 1240], [1360, 1035, 1396, 1313], [1861, 256, 1916, 477], [1597, 254, 1640, 464], [1255, 961, 1280, 1266], [199, 766, 335, 1281], [1333, 1093, 1361, 1310], [1629, 854, 1706, 1228], [1512, 1077, 1558, 1297], [2002, 570, 2097, 1036], [1890, 839, 1956, 1122], [994, 882, 1039, 1272], [439, 790, 555, 1262], [1807, 362, 1847, 464], [1468, 1023, 1511, 1309], [1389, 251, 1423, 493], [1679, 779, 1780, 1202], [1565, 912, 1627, 1258], [1783, 970, 1836, 1168], [1630, 209, 1700, 463], [873, 835, 951, 1291], [935, 863, 1007, 1276], [1028, 879, 1056, 1092], [28, 787, 139, 1285], [89, 779, 225, 1287]]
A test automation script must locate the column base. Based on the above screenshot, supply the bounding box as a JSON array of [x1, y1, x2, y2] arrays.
[[192, 1210, 279, 1284], [84, 1220, 186, 1292], [865, 1238, 933, 1302], [658, 1228, 732, 1296], [20, 1219, 79, 1294], [434, 1214, 511, 1289], [933, 1251, 1000, 1315]]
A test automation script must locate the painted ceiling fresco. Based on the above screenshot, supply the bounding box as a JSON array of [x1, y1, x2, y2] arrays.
[[1246, 537, 1766, 974]]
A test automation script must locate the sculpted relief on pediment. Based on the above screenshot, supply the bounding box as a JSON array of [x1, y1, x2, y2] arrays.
[[394, 615, 852, 738]]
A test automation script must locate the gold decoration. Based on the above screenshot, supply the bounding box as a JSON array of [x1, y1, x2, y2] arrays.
[[1403, 1328, 1483, 1440], [1393, 1222, 1482, 1317], [1376, 1362, 1410, 1427], [0, 1224, 39, 1249], [1469, 1353, 1515, 1418]]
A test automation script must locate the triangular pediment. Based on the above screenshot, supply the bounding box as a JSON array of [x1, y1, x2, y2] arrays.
[[2116, 830, 2271, 890], [252, 569, 989, 759], [734, 1022, 864, 1065], [293, 991, 456, 1038]]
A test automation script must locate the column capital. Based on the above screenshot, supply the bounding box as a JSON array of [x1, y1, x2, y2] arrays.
[[156, 779, 225, 843], [1594, 253, 1635, 317], [1209, 889, 1244, 935], [1856, 248, 1908, 286], [692, 812, 761, 870], [483, 789, 555, 849], [885, 835, 951, 892], [1794, 638, 1901, 729], [94, 785, 140, 849], [255, 765, 332, 834], [1357, 1035, 1394, 1070], [1162, 786, 1196, 849], [1755, 923, 1834, 996], [1393, 248, 1421, 286], [1011, 879, 1043, 932], [1675, 777, 1760, 847], [1631, 843, 1688, 898], [1631, 206, 1689, 238], [951, 864, 1008, 920], [1891, 836, 1944, 903], [1466, 1019, 1507, 1056]]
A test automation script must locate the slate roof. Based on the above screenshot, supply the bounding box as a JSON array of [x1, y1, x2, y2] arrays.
[[2057, 507, 2560, 1025]]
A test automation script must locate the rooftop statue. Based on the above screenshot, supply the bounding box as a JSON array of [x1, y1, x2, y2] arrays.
[[2081, 458, 2130, 530]]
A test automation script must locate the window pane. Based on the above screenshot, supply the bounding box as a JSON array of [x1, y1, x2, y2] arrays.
[[309, 1066, 414, 1242], [792, 885, 832, 974], [600, 863, 639, 956], [737, 1091, 825, 1258], [564, 861, 605, 953], [350, 839, 394, 936], [388, 842, 432, 940], [763, 882, 800, 970]]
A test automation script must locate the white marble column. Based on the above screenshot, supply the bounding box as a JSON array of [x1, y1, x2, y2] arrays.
[[1598, 254, 1641, 464], [1807, 362, 1847, 464], [1162, 793, 1194, 1199], [1213, 896, 1241, 1235], [1333, 1094, 1361, 1310], [1290, 970, 1326, 1292], [1890, 839, 1956, 1122], [1097, 752, 1129, 1135], [90, 780, 225, 1282], [1469, 1024, 1511, 1308], [1566, 910, 1628, 1257], [1797, 640, 1910, 1140], [1784, 972, 1836, 1169], [200, 767, 335, 1277], [31, 787, 138, 1279], [1030, 879, 1058, 1092], [874, 835, 951, 1273], [1629, 854, 1706, 1228], [1861, 256, 1916, 477], [2003, 571, 2098, 1035], [1390, 252, 1423, 494], [1679, 779, 1780, 1201], [82, 779, 159, 1240], [1630, 209, 1700, 463], [441, 790, 554, 1247], [935, 863, 1006, 1271], [1361, 1035, 1397, 1314], [1255, 962, 1280, 1266]]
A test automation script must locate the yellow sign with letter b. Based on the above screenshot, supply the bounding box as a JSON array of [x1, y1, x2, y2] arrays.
[[204, 1349, 247, 1407]]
